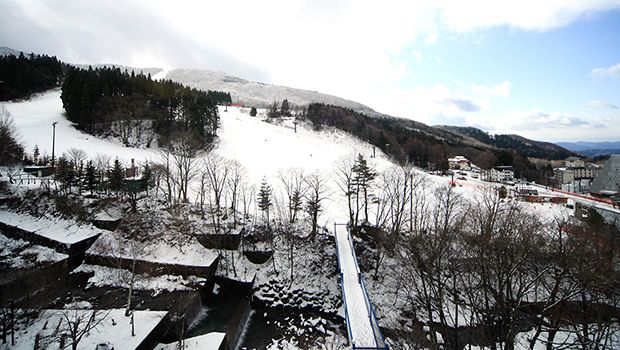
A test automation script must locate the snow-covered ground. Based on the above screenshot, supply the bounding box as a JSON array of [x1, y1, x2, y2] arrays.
[[4, 89, 160, 164], [87, 231, 219, 268], [2, 308, 167, 350], [155, 332, 225, 350], [74, 264, 207, 294], [160, 68, 379, 116], [0, 232, 68, 269], [0, 209, 101, 244]]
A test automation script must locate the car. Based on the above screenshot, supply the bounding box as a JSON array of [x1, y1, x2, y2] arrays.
[[458, 176, 467, 180]]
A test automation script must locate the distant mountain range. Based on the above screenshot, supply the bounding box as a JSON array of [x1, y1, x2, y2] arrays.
[[555, 141, 620, 157]]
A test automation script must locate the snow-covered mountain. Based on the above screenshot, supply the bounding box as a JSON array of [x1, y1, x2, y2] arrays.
[[158, 68, 380, 115], [0, 46, 27, 56]]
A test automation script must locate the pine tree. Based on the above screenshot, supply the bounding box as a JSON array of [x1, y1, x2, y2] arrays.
[[33, 144, 40, 164], [267, 101, 279, 118], [257, 177, 273, 229], [55, 156, 74, 193], [108, 158, 124, 193], [250, 107, 257, 117], [280, 99, 290, 117], [84, 160, 97, 194], [352, 154, 376, 225], [141, 161, 152, 195]]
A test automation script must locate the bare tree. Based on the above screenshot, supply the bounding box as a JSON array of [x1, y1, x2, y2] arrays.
[[169, 135, 200, 203], [227, 160, 246, 226], [202, 153, 229, 231], [334, 156, 356, 225], [304, 171, 327, 239], [279, 168, 307, 224], [67, 148, 87, 170], [45, 309, 109, 350]]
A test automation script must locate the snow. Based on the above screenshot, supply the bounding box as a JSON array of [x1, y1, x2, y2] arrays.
[[3, 89, 160, 164], [214, 107, 393, 224], [2, 308, 167, 350], [87, 231, 219, 268], [0, 232, 68, 269], [161, 68, 379, 116], [334, 224, 377, 347], [155, 332, 226, 350], [0, 209, 101, 244], [74, 264, 206, 293]]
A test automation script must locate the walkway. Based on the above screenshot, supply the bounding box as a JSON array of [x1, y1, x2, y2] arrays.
[[334, 223, 389, 349]]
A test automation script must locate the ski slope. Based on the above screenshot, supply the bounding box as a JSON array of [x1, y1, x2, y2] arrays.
[[3, 90, 394, 224]]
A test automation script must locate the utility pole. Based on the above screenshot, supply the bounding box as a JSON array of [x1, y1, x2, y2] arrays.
[[51, 121, 58, 168]]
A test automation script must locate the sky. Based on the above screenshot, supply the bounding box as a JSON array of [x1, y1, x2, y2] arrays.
[[1, 0, 620, 142]]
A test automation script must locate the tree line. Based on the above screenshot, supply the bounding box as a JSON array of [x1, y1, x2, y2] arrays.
[[0, 52, 65, 101], [304, 103, 552, 182], [60, 66, 229, 147]]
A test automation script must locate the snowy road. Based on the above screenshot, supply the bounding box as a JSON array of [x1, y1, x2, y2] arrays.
[[335, 224, 386, 348]]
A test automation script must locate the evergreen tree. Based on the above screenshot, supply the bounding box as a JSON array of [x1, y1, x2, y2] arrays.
[[141, 161, 152, 195], [55, 156, 74, 193], [280, 99, 290, 117], [257, 177, 273, 229], [33, 144, 40, 164], [352, 154, 376, 224], [250, 107, 257, 117], [84, 160, 97, 194], [267, 101, 279, 118], [108, 158, 124, 193]]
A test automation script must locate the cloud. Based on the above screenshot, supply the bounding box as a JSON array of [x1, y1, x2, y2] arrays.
[[440, 98, 481, 112], [591, 62, 620, 78], [470, 81, 512, 97], [435, 0, 620, 32], [587, 98, 619, 109]]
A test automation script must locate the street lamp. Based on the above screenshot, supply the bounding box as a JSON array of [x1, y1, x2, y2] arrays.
[[51, 122, 58, 168]]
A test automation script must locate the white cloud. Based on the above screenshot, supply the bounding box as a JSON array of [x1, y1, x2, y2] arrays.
[[435, 0, 620, 32], [587, 98, 619, 109], [591, 62, 620, 78], [470, 81, 512, 97]]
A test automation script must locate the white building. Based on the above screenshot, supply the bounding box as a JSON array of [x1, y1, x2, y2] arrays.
[[448, 156, 471, 170], [483, 166, 515, 183]]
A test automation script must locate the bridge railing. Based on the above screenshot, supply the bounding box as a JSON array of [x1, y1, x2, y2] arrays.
[[334, 223, 355, 345], [335, 223, 389, 350]]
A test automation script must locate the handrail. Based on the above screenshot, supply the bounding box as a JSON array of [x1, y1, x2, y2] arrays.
[[334, 223, 389, 350], [335, 223, 355, 345]]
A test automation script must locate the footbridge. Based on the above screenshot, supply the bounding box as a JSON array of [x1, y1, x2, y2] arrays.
[[334, 223, 389, 350]]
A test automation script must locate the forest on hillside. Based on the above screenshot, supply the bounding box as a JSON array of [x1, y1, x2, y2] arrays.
[[0, 53, 65, 101], [61, 67, 231, 147], [304, 103, 552, 182]]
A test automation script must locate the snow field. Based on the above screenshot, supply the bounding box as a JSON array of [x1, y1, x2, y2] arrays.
[[3, 308, 167, 350], [0, 209, 102, 244], [155, 332, 226, 350]]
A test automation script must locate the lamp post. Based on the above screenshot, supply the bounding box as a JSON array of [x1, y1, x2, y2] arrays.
[[51, 122, 58, 168]]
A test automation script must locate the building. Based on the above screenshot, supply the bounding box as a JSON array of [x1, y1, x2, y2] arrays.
[[448, 156, 471, 170], [564, 156, 585, 168], [482, 166, 515, 183], [554, 162, 600, 194], [590, 154, 620, 197]]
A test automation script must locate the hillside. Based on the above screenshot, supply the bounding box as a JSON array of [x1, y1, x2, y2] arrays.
[[159, 68, 379, 115], [437, 125, 575, 160]]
